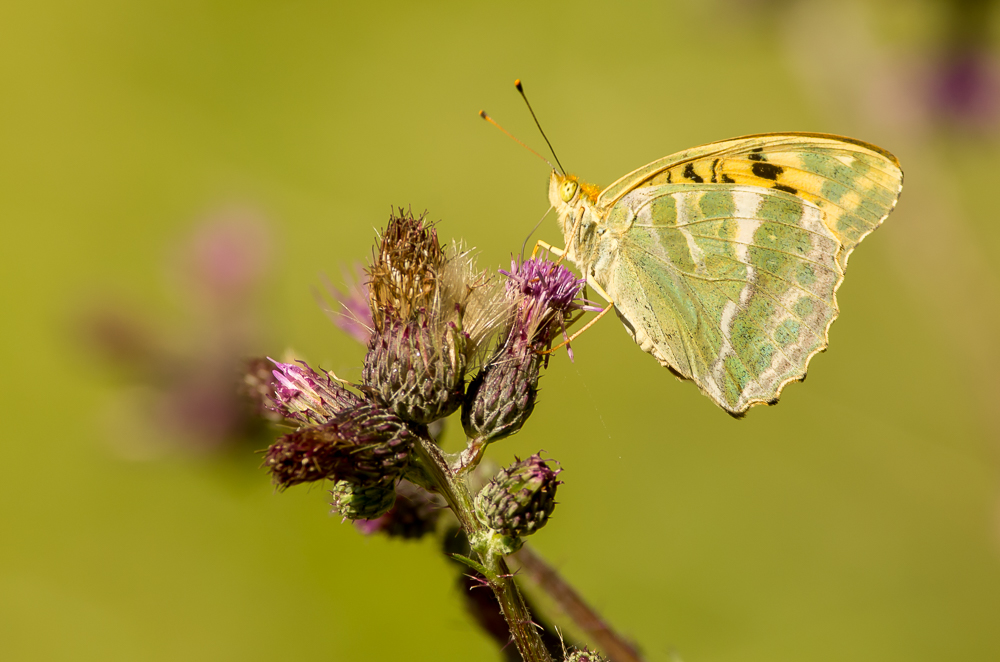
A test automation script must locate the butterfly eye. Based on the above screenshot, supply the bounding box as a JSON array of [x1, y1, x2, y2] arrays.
[[560, 181, 578, 202]]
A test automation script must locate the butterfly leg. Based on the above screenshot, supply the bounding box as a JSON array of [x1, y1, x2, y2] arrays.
[[541, 276, 616, 355], [529, 239, 565, 260]]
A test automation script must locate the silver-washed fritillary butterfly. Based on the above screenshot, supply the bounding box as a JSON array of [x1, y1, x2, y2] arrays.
[[545, 132, 903, 416]]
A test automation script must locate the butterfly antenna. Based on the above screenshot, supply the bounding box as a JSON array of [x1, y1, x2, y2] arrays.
[[515, 79, 566, 175], [479, 110, 557, 171]]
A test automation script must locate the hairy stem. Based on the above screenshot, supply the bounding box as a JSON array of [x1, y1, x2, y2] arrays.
[[413, 438, 553, 662], [512, 545, 645, 662]]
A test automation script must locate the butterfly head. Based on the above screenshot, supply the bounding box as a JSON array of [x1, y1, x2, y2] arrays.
[[547, 172, 598, 211]]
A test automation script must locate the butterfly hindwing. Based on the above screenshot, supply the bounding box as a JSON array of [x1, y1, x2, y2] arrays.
[[602, 183, 844, 414]]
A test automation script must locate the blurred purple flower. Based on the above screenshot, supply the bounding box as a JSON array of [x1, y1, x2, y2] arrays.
[[929, 47, 1000, 129], [81, 207, 277, 456], [183, 207, 271, 303]]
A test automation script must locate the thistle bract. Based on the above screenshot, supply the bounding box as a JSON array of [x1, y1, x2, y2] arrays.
[[475, 454, 561, 539], [263, 403, 414, 489]]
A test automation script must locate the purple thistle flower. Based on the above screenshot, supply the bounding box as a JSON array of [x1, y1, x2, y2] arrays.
[[269, 358, 363, 425], [501, 256, 600, 360]]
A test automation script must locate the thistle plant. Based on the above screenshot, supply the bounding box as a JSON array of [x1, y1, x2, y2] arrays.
[[256, 209, 642, 662]]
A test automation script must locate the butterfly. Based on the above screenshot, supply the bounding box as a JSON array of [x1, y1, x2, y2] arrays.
[[546, 133, 903, 416]]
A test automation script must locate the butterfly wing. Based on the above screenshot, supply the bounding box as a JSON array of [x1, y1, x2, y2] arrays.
[[601, 183, 849, 415], [597, 133, 903, 270]]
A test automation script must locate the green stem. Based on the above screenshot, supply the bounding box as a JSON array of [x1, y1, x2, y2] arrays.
[[413, 438, 553, 662]]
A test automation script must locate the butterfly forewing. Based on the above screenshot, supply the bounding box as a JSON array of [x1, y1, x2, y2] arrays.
[[596, 133, 903, 270]]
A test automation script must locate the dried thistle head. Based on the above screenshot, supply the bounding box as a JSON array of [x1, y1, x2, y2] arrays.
[[367, 208, 444, 332]]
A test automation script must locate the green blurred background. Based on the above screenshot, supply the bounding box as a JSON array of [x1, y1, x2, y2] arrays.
[[3, 0, 1000, 659]]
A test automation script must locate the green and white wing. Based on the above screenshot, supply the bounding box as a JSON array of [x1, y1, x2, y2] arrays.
[[597, 133, 903, 270], [604, 183, 845, 415]]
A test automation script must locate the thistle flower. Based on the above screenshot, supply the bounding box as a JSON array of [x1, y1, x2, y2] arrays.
[[269, 359, 363, 425], [330, 479, 398, 521], [263, 403, 414, 489], [475, 454, 561, 541], [352, 480, 442, 538], [461, 257, 593, 453]]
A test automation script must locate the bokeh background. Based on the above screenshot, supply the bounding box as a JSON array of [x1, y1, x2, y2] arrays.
[[3, 0, 1000, 660]]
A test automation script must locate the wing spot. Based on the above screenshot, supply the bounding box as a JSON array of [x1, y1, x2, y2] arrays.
[[721, 173, 736, 183], [751, 162, 784, 180], [773, 183, 797, 194], [683, 163, 704, 183]]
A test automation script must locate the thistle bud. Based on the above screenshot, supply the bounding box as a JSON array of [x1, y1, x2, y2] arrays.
[[353, 480, 442, 538], [475, 454, 561, 539], [564, 647, 609, 662], [363, 312, 466, 424], [263, 403, 414, 489], [269, 359, 363, 425], [330, 479, 397, 521]]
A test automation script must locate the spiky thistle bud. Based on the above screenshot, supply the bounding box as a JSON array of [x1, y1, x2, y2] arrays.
[[461, 257, 593, 460], [363, 311, 467, 424], [352, 480, 442, 538], [269, 359, 363, 425], [330, 479, 398, 521], [263, 403, 414, 489], [564, 647, 609, 662], [475, 454, 561, 540]]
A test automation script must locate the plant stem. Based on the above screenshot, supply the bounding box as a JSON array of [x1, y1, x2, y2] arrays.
[[413, 437, 553, 662], [512, 545, 645, 662]]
